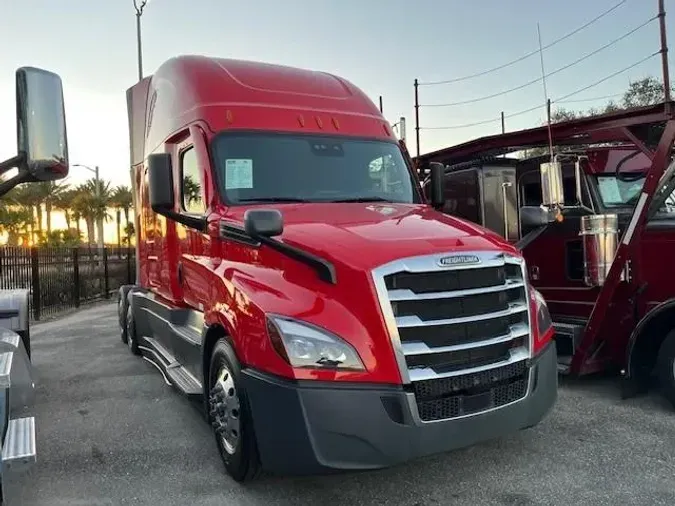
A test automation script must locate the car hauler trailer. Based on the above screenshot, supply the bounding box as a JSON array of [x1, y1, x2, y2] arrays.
[[414, 101, 675, 406], [118, 55, 558, 481], [0, 67, 70, 503]]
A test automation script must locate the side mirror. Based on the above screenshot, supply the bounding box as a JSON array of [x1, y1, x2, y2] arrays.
[[540, 161, 564, 207], [520, 206, 555, 228], [148, 153, 175, 212], [16, 67, 69, 180], [244, 209, 283, 238], [429, 162, 445, 209]]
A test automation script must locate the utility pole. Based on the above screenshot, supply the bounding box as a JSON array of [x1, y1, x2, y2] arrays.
[[133, 0, 149, 81], [658, 0, 671, 103], [414, 79, 420, 158]]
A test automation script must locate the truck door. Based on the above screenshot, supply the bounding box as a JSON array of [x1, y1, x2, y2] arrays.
[[517, 167, 598, 320], [169, 125, 212, 378], [638, 184, 675, 314]]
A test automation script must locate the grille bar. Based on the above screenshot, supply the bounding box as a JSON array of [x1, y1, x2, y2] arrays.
[[396, 301, 528, 328], [388, 279, 525, 301], [401, 322, 529, 355], [408, 348, 529, 382]]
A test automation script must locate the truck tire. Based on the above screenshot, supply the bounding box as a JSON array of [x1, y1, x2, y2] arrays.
[[118, 286, 133, 344], [208, 339, 261, 482], [656, 329, 675, 408], [126, 305, 141, 356]]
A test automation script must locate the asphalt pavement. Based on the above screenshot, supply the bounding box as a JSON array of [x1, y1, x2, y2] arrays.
[[10, 302, 675, 505]]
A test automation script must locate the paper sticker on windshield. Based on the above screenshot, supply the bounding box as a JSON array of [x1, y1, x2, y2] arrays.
[[225, 159, 253, 189]]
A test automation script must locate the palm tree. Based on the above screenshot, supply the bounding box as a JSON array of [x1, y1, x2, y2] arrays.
[[71, 188, 95, 246], [111, 185, 133, 249], [0, 204, 33, 246], [53, 188, 76, 231], [8, 184, 38, 243], [73, 179, 113, 247], [42, 182, 70, 233]]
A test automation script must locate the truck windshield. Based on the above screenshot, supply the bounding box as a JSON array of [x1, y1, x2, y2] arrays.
[[212, 133, 421, 204], [596, 175, 645, 207], [596, 169, 675, 217]]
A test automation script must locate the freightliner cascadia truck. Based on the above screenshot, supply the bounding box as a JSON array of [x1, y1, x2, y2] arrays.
[[118, 55, 558, 481]]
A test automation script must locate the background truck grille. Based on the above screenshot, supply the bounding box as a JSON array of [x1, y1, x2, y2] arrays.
[[372, 251, 532, 422]]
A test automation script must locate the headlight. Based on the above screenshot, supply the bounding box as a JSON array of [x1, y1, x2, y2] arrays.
[[533, 288, 552, 335], [266, 316, 365, 371]]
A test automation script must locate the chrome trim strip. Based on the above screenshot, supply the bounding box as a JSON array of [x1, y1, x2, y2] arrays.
[[401, 323, 529, 355], [408, 349, 529, 382], [395, 301, 528, 328], [388, 279, 525, 301]]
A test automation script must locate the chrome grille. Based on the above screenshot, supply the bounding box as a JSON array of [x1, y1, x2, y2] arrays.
[[372, 251, 532, 422]]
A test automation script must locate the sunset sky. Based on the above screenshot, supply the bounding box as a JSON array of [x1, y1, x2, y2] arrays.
[[0, 0, 671, 189]]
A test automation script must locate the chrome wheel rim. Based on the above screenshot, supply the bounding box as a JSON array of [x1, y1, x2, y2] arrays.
[[209, 366, 241, 455]]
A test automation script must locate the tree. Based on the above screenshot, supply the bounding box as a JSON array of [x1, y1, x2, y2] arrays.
[[111, 185, 133, 249], [0, 204, 33, 246], [622, 76, 674, 108]]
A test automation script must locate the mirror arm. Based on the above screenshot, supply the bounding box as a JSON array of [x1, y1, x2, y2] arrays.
[[152, 206, 208, 232], [515, 224, 551, 251], [253, 234, 337, 284], [0, 171, 30, 199], [0, 154, 25, 176]]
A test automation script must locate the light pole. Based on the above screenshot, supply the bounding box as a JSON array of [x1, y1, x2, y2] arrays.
[[73, 164, 103, 250], [133, 0, 149, 81]]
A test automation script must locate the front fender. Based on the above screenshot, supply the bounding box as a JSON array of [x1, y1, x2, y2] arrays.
[[201, 258, 402, 384]]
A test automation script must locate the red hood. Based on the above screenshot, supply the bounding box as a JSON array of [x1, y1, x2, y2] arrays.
[[225, 203, 518, 271]]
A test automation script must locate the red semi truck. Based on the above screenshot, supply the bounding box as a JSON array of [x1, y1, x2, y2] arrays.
[[415, 102, 675, 406], [118, 55, 557, 481]]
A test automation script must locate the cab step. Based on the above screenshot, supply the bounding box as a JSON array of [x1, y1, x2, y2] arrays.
[[140, 337, 202, 400], [553, 320, 586, 356], [2, 417, 36, 473], [166, 364, 202, 399]]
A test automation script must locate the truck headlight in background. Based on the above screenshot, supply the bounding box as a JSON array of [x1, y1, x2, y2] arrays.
[[266, 316, 365, 371], [532, 288, 552, 336]]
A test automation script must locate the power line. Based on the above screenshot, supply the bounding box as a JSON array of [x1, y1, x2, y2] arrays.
[[555, 93, 624, 104], [418, 0, 628, 86], [419, 52, 659, 131], [553, 51, 659, 102], [421, 15, 657, 108]]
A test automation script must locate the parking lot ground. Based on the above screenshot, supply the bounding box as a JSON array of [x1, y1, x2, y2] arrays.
[[11, 302, 675, 505]]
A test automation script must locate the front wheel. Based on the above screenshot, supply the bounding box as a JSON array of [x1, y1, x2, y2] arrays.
[[208, 339, 261, 482], [656, 330, 675, 408]]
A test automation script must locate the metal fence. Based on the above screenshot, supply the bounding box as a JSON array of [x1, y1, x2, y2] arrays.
[[0, 246, 135, 320]]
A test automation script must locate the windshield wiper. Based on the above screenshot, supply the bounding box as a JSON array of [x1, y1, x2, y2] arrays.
[[330, 196, 394, 203], [237, 197, 311, 203]]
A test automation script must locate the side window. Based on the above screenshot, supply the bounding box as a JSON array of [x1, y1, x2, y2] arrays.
[[442, 169, 481, 224], [181, 147, 205, 214]]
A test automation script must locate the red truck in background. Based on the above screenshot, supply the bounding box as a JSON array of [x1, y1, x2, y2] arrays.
[[118, 55, 558, 481], [415, 102, 675, 406]]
